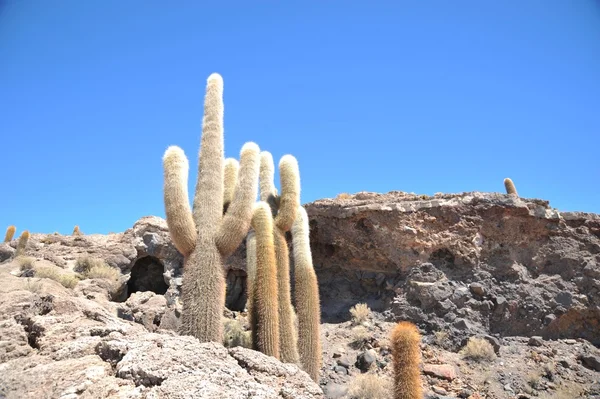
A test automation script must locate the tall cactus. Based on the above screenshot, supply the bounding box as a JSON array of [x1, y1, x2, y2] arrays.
[[15, 230, 30, 257], [4, 225, 16, 242], [250, 202, 280, 358], [162, 73, 260, 343], [504, 178, 518, 196], [390, 321, 423, 399], [257, 151, 300, 363], [72, 225, 82, 236], [291, 205, 322, 381], [245, 230, 257, 322]]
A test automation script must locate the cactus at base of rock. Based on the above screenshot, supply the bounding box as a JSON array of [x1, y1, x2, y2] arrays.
[[15, 230, 30, 257], [250, 202, 280, 359], [72, 225, 82, 236], [162, 73, 260, 343], [390, 321, 423, 399], [257, 151, 300, 363], [291, 206, 322, 381], [4, 226, 16, 242], [504, 178, 518, 196]]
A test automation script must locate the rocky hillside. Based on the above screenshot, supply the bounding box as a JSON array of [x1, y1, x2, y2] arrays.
[[1, 191, 599, 398]]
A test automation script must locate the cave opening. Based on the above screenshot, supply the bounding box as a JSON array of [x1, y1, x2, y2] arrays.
[[126, 256, 168, 298]]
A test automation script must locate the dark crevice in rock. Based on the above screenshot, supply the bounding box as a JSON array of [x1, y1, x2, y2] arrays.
[[14, 315, 45, 349], [226, 269, 247, 311], [126, 256, 168, 298]]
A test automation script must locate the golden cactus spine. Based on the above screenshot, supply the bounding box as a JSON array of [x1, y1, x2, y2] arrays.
[[391, 321, 423, 399], [258, 151, 300, 363], [504, 178, 518, 196], [250, 202, 280, 359], [162, 73, 260, 342], [4, 225, 16, 242], [291, 205, 322, 381], [15, 230, 30, 257]]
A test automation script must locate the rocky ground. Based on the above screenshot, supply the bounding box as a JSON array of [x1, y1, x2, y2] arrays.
[[1, 191, 599, 398]]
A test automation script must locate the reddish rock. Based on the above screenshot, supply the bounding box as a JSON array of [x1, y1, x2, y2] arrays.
[[423, 363, 458, 381]]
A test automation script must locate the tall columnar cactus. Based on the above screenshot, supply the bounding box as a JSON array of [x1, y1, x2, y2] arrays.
[[15, 230, 30, 257], [162, 73, 260, 343], [257, 151, 300, 363], [291, 205, 322, 381], [504, 178, 518, 196], [390, 321, 423, 399], [4, 225, 16, 242], [249, 202, 280, 358], [245, 230, 257, 321]]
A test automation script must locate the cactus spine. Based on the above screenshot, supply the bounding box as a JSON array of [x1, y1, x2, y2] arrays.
[[162, 73, 260, 342], [257, 151, 300, 363], [390, 321, 423, 399], [291, 206, 322, 381], [15, 230, 30, 257], [4, 226, 16, 242], [504, 178, 518, 196], [250, 202, 280, 358]]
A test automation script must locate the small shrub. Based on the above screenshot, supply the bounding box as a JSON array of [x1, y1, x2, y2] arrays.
[[460, 337, 496, 362], [85, 263, 121, 281], [348, 373, 392, 399], [223, 318, 252, 349], [350, 303, 371, 325], [75, 256, 108, 274], [34, 266, 79, 289], [336, 193, 352, 200], [350, 326, 371, 350], [15, 256, 36, 271]]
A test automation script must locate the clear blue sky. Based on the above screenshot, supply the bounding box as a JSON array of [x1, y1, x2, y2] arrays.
[[1, 1, 599, 234]]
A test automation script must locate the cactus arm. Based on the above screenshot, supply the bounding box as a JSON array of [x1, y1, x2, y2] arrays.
[[192, 73, 225, 233], [259, 151, 277, 201], [163, 146, 197, 257], [223, 158, 239, 213], [250, 202, 280, 359], [215, 142, 260, 257], [291, 206, 322, 381], [274, 155, 300, 231]]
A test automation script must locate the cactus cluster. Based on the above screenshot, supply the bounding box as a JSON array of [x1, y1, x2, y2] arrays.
[[245, 151, 322, 380], [161, 73, 321, 380]]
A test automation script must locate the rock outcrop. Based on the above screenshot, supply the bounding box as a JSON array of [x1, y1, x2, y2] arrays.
[[304, 191, 600, 347], [0, 264, 323, 398]]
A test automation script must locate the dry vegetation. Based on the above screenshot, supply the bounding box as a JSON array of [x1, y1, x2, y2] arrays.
[[15, 256, 36, 271], [347, 373, 392, 399], [349, 303, 371, 325], [222, 318, 252, 349], [34, 266, 79, 289], [460, 337, 497, 362]]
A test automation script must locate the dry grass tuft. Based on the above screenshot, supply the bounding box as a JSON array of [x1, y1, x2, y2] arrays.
[[85, 263, 121, 281], [460, 337, 496, 362], [15, 256, 36, 271], [349, 303, 371, 325], [349, 326, 371, 350], [348, 373, 392, 399], [336, 193, 352, 200], [34, 266, 79, 289], [74, 256, 108, 274]]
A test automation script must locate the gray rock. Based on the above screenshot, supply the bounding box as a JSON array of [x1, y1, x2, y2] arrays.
[[580, 354, 600, 372], [555, 291, 573, 307], [469, 282, 485, 296], [333, 365, 348, 375], [528, 336, 544, 347], [355, 349, 377, 372], [322, 383, 348, 399]]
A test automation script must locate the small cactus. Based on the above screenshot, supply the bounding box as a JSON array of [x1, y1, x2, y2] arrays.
[[504, 178, 518, 196], [15, 230, 30, 257], [249, 202, 280, 359], [291, 206, 322, 381], [72, 225, 82, 236], [390, 321, 423, 399], [4, 225, 16, 242]]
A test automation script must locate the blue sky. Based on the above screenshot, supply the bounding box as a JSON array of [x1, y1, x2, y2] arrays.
[[1, 1, 599, 234]]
